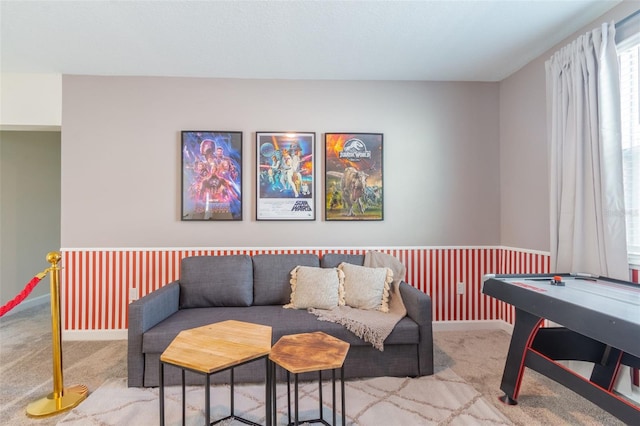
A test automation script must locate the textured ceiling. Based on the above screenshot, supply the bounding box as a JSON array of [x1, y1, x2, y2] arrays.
[[0, 0, 623, 82]]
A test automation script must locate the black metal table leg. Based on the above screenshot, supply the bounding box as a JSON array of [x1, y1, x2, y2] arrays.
[[265, 358, 271, 426], [181, 369, 185, 426], [271, 361, 277, 426], [318, 370, 324, 423], [159, 362, 165, 426], [230, 368, 235, 418], [341, 366, 345, 426], [294, 373, 299, 425], [287, 371, 291, 425], [205, 374, 210, 426], [332, 369, 336, 425], [276, 367, 345, 426]]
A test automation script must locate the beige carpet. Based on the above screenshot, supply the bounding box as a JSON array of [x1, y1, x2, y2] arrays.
[[0, 304, 627, 426], [433, 330, 626, 426], [56, 369, 511, 425]]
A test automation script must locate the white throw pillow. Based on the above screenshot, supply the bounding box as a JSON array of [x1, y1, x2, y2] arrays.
[[339, 262, 392, 312], [284, 266, 345, 310]]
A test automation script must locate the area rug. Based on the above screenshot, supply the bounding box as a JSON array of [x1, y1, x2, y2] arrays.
[[56, 368, 511, 425]]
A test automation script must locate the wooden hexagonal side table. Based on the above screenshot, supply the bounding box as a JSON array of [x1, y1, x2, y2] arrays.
[[159, 320, 272, 426], [269, 332, 350, 425]]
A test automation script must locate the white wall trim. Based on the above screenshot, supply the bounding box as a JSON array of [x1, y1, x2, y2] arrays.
[[433, 320, 513, 334], [59, 245, 550, 255], [499, 246, 552, 256], [63, 329, 128, 341]]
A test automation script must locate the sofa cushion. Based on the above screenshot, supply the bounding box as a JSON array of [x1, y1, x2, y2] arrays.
[[339, 262, 392, 312], [179, 255, 253, 308], [141, 306, 419, 354], [321, 253, 364, 268], [253, 254, 320, 305], [284, 266, 344, 310]]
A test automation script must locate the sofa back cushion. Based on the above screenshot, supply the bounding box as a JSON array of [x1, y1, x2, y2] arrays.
[[321, 253, 365, 268], [179, 255, 253, 308], [253, 253, 320, 305]]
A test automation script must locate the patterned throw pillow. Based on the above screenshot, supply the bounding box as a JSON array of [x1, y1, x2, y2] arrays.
[[338, 262, 392, 312], [284, 266, 344, 310]]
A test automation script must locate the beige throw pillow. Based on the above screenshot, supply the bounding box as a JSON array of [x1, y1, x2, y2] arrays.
[[284, 266, 345, 310], [339, 262, 392, 312]]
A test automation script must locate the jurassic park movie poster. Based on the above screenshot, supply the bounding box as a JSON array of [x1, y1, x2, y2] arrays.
[[325, 133, 383, 221]]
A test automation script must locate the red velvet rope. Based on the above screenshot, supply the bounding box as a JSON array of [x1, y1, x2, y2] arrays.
[[0, 273, 46, 317]]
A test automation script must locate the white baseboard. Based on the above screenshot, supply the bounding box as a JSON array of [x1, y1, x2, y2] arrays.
[[433, 320, 513, 334], [62, 329, 127, 341], [3, 293, 49, 316]]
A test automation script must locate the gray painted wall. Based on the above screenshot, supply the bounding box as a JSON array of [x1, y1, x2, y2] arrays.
[[59, 2, 640, 252], [62, 77, 501, 248], [1, 131, 61, 306], [498, 1, 639, 252]]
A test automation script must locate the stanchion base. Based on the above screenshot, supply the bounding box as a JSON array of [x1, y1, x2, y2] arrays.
[[26, 384, 89, 418]]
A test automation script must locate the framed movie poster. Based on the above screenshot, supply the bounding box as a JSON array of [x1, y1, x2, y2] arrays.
[[181, 131, 243, 221], [325, 133, 383, 221], [256, 132, 315, 220]]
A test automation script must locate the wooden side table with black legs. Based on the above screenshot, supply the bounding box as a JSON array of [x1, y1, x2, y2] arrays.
[[159, 320, 272, 426], [269, 332, 350, 426]]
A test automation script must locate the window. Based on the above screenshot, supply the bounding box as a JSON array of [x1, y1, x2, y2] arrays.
[[618, 23, 640, 266]]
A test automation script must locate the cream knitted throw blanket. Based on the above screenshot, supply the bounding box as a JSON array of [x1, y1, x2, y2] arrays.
[[309, 251, 407, 351]]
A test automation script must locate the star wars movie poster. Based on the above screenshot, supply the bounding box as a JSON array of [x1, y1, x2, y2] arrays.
[[181, 131, 242, 221], [256, 132, 315, 220], [325, 133, 383, 221]]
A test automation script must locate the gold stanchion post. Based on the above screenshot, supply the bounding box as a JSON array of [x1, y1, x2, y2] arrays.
[[26, 252, 88, 417]]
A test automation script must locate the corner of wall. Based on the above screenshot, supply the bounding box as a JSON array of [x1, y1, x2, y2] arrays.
[[0, 73, 62, 129]]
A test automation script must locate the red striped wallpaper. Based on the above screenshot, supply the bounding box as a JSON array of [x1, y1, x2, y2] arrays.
[[59, 247, 557, 331]]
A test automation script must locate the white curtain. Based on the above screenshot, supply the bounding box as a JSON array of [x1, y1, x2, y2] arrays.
[[546, 22, 629, 280]]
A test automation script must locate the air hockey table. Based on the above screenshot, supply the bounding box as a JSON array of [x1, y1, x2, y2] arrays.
[[482, 273, 640, 424]]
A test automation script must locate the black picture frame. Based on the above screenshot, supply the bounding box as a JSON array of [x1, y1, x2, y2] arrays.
[[325, 133, 383, 221], [256, 131, 316, 220], [181, 131, 243, 221]]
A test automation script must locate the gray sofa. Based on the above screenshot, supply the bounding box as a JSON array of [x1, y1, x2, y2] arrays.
[[128, 252, 433, 387]]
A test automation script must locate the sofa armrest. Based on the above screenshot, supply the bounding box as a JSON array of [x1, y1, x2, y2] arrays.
[[399, 281, 434, 376], [127, 281, 180, 387]]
